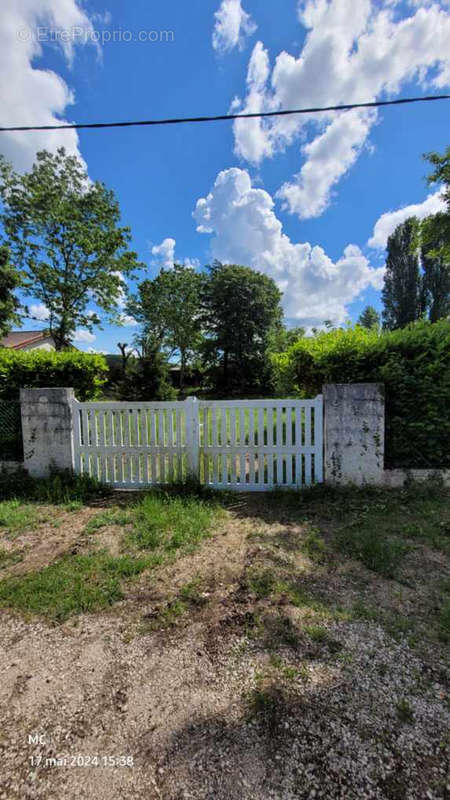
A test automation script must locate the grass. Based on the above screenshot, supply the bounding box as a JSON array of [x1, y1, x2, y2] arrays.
[[0, 488, 224, 621], [396, 698, 414, 724], [0, 547, 23, 569], [0, 499, 44, 536], [0, 468, 109, 505], [0, 552, 154, 621], [336, 526, 409, 578], [124, 492, 221, 554]]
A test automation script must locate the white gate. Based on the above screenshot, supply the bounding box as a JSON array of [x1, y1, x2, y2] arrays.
[[72, 395, 323, 491]]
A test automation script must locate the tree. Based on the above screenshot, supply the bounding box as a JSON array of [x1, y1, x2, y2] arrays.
[[358, 305, 380, 330], [0, 246, 21, 338], [382, 218, 423, 330], [130, 264, 204, 390], [267, 325, 305, 353], [201, 262, 283, 395], [420, 148, 450, 321], [0, 148, 141, 349]]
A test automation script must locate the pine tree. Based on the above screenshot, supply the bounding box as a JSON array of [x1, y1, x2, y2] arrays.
[[358, 305, 380, 330], [382, 218, 423, 330]]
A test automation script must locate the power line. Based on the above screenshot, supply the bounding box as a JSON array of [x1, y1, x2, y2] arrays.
[[0, 94, 449, 134]]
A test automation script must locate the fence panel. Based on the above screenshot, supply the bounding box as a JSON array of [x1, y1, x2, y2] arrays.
[[198, 397, 323, 491], [73, 400, 189, 488], [72, 395, 323, 491]]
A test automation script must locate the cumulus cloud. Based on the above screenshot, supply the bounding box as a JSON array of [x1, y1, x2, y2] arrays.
[[368, 189, 446, 249], [194, 168, 384, 327], [29, 303, 50, 321], [0, 0, 95, 172], [212, 0, 256, 54], [151, 237, 176, 268], [150, 238, 200, 270], [233, 1, 450, 218], [73, 328, 95, 343]]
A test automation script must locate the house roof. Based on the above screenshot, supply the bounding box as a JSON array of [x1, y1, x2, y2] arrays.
[[0, 330, 52, 349]]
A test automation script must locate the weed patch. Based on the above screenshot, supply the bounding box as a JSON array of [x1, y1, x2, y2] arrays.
[[0, 499, 46, 536], [0, 551, 154, 621], [336, 527, 408, 578]]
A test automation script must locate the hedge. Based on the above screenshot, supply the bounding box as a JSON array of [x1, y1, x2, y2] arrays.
[[0, 349, 108, 401], [271, 320, 450, 469]]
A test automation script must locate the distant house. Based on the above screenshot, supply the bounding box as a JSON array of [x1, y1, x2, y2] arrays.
[[0, 330, 56, 351]]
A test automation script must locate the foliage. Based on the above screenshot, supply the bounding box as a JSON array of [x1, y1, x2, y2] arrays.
[[357, 305, 380, 330], [123, 352, 176, 401], [0, 468, 109, 503], [271, 320, 450, 468], [420, 147, 450, 321], [0, 348, 107, 400], [131, 264, 204, 390], [201, 262, 283, 395], [0, 246, 21, 337], [0, 148, 142, 349], [382, 218, 423, 330]]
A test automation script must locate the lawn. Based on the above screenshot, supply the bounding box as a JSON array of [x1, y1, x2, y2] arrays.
[[0, 473, 448, 800]]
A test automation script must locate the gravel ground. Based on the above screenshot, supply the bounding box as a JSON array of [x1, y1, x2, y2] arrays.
[[0, 500, 448, 799]]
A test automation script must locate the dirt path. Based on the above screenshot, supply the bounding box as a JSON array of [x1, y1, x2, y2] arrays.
[[0, 500, 448, 799]]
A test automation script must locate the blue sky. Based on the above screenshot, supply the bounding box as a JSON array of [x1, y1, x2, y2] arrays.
[[1, 0, 449, 352]]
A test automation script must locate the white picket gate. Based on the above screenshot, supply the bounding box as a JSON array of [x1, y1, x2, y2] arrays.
[[72, 395, 323, 491]]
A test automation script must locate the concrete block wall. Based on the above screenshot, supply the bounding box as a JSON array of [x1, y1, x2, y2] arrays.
[[323, 383, 385, 486], [20, 387, 75, 478]]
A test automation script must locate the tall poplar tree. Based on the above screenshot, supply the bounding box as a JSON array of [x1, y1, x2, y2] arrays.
[[382, 218, 423, 330]]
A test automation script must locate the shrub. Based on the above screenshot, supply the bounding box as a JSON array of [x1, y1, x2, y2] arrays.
[[0, 349, 108, 401], [271, 320, 450, 468]]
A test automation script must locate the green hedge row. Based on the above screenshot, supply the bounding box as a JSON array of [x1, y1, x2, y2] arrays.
[[0, 349, 108, 401], [271, 320, 450, 469]]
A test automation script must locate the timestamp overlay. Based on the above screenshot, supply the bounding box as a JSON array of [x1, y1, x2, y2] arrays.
[[27, 733, 134, 769]]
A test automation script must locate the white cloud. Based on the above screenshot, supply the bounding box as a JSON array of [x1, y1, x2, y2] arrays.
[[233, 1, 450, 218], [0, 0, 95, 171], [119, 314, 138, 327], [194, 167, 384, 327], [73, 328, 95, 343], [368, 189, 446, 249], [151, 237, 176, 268], [277, 109, 376, 219], [150, 238, 200, 270], [212, 0, 256, 54], [29, 303, 50, 321]]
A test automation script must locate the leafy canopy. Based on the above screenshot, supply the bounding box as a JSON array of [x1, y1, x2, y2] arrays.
[[0, 246, 21, 338], [201, 262, 283, 395], [0, 148, 142, 349], [130, 264, 203, 388]]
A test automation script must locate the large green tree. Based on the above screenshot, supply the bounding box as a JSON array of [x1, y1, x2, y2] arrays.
[[0, 245, 21, 338], [130, 264, 204, 389], [420, 148, 450, 321], [0, 148, 141, 349], [382, 217, 423, 330], [358, 305, 380, 330], [201, 262, 283, 395]]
